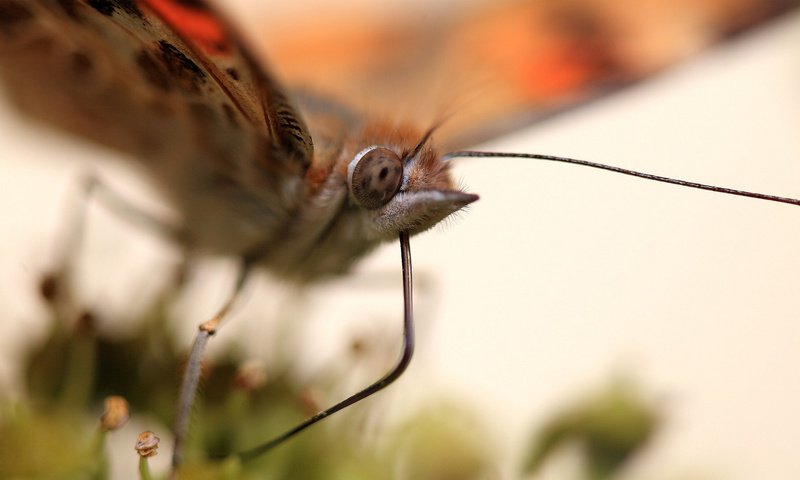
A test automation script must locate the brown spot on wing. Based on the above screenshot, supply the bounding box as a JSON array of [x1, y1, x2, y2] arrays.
[[156, 39, 206, 93], [69, 51, 94, 76], [0, 0, 34, 36], [136, 49, 171, 92]]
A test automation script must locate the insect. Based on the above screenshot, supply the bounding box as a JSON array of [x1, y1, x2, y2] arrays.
[[0, 2, 796, 478]]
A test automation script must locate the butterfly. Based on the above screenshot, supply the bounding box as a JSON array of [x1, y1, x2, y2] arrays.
[[1, 0, 799, 477]]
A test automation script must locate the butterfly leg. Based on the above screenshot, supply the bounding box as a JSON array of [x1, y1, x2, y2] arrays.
[[170, 258, 252, 472], [57, 173, 255, 472], [40, 172, 182, 316], [233, 231, 415, 462]]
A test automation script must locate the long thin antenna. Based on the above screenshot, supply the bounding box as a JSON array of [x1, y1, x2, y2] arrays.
[[404, 126, 438, 164], [443, 151, 800, 207], [235, 231, 416, 463]]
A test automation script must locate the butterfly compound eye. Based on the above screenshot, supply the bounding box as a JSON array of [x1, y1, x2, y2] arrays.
[[348, 147, 404, 209]]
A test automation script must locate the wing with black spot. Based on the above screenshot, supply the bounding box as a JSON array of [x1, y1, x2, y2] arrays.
[[0, 0, 314, 254]]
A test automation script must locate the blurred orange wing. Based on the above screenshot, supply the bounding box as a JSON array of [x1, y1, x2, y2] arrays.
[[258, 0, 799, 149]]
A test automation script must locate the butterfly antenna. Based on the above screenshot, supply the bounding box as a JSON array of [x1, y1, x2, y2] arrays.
[[404, 126, 439, 163], [234, 231, 415, 463], [443, 151, 800, 206]]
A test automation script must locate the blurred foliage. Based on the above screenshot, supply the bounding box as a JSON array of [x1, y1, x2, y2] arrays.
[[1, 256, 671, 479], [0, 405, 105, 479], [522, 380, 660, 480], [0, 272, 499, 479]]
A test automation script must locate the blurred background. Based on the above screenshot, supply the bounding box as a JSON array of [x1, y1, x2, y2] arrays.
[[1, 1, 800, 478]]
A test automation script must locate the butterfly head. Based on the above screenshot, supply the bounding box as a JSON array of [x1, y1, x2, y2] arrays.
[[346, 134, 478, 238]]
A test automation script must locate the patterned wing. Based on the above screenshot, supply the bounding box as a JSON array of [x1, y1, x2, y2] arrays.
[[0, 0, 313, 254]]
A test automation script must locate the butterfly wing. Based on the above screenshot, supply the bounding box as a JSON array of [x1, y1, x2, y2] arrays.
[[257, 0, 799, 149], [3, 0, 795, 252], [0, 0, 313, 254]]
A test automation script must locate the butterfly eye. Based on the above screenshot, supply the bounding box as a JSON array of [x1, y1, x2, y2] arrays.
[[348, 147, 404, 209]]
